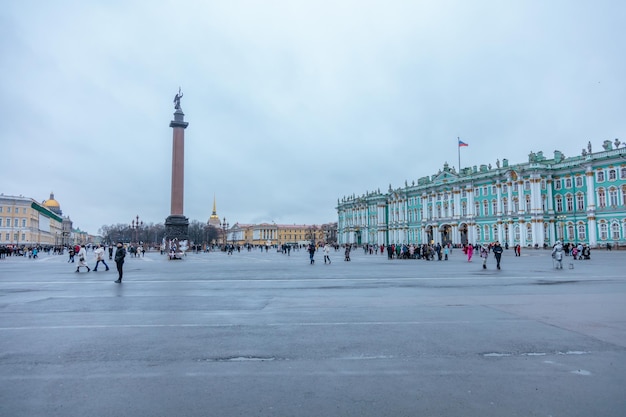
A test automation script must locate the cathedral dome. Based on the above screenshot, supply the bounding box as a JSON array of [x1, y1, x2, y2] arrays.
[[43, 192, 62, 214]]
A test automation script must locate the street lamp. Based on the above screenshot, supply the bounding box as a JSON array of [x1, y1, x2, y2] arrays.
[[130, 215, 143, 244], [222, 217, 229, 249]]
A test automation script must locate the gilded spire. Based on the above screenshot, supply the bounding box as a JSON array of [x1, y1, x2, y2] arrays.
[[208, 194, 220, 226]]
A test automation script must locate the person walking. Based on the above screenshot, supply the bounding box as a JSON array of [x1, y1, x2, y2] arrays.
[[308, 243, 316, 265], [344, 245, 351, 261], [75, 245, 90, 273], [323, 244, 331, 264], [492, 241, 503, 270], [466, 244, 474, 262], [480, 244, 489, 269], [551, 240, 564, 269], [68, 246, 75, 263], [114, 242, 126, 283], [93, 244, 110, 272]]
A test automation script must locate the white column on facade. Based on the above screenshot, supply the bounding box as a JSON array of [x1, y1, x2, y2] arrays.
[[546, 178, 554, 212], [507, 180, 513, 215], [495, 182, 502, 216], [519, 221, 526, 247], [453, 188, 461, 220]]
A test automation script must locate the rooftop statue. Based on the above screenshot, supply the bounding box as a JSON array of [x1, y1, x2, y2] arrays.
[[173, 87, 183, 110]]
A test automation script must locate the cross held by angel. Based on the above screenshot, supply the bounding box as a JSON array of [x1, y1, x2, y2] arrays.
[[173, 87, 183, 110]]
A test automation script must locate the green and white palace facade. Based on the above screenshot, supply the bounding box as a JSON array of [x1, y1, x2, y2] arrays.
[[337, 140, 626, 249]]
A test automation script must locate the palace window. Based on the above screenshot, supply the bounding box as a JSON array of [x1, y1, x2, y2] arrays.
[[597, 188, 606, 208], [567, 223, 574, 241], [513, 183, 518, 192], [482, 186, 488, 196], [475, 202, 480, 216], [611, 222, 620, 240], [525, 194, 531, 212], [461, 189, 467, 197], [483, 225, 490, 241], [599, 222, 608, 240], [555, 195, 563, 212], [524, 181, 530, 191], [597, 171, 605, 182], [502, 184, 508, 193], [492, 200, 497, 215], [21, 219, 26, 227], [609, 187, 618, 206], [608, 169, 616, 181], [462, 202, 467, 216], [483, 200, 489, 216], [621, 167, 626, 179], [554, 180, 562, 190], [541, 180, 546, 190], [527, 223, 533, 241], [503, 198, 508, 213], [622, 185, 626, 205], [13, 219, 18, 227], [492, 185, 497, 194], [565, 178, 572, 188], [576, 193, 585, 211], [513, 198, 519, 212], [0, 218, 2, 227], [576, 176, 583, 188], [566, 194, 574, 212], [577, 223, 586, 241], [514, 225, 520, 242]]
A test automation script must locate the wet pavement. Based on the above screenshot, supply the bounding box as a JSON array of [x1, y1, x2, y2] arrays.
[[1, 247, 625, 416]]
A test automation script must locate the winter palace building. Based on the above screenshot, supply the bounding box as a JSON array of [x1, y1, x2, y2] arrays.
[[337, 140, 626, 249]]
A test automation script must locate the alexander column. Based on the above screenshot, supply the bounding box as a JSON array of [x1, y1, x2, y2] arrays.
[[165, 88, 189, 247]]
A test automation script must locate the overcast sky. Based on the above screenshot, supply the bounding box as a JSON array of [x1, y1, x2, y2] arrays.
[[1, 0, 624, 235]]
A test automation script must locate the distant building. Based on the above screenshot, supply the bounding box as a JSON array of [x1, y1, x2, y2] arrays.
[[337, 140, 626, 248], [226, 222, 333, 246], [0, 193, 65, 247]]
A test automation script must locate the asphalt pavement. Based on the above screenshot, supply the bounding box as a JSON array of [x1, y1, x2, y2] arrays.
[[1, 246, 625, 417]]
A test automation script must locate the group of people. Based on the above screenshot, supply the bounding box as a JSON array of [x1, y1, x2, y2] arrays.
[[69, 243, 127, 283]]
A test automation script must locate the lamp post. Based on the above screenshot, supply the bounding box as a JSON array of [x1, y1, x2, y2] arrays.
[[222, 217, 229, 250], [130, 215, 143, 244]]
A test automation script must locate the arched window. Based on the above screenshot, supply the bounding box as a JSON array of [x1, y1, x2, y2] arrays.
[[462, 202, 467, 216], [542, 195, 547, 211], [621, 167, 626, 179], [567, 223, 574, 241], [575, 176, 583, 187], [492, 199, 498, 215], [526, 223, 532, 241], [611, 222, 620, 240], [503, 198, 508, 213], [555, 195, 563, 212], [514, 225, 520, 242], [577, 223, 586, 241], [597, 171, 605, 182], [598, 188, 606, 208], [622, 185, 626, 205], [525, 194, 531, 211], [576, 192, 585, 211], [566, 194, 574, 211], [493, 224, 498, 241], [475, 202, 480, 216], [524, 181, 530, 191], [599, 222, 608, 240], [565, 178, 572, 188], [483, 225, 490, 241], [608, 169, 616, 181], [609, 187, 618, 206], [483, 200, 489, 216], [513, 198, 519, 212]]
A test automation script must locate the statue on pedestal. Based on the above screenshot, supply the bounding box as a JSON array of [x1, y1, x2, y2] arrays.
[[173, 87, 184, 110]]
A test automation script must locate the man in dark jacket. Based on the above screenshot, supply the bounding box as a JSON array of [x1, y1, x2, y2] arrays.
[[492, 241, 503, 270], [114, 243, 126, 283]]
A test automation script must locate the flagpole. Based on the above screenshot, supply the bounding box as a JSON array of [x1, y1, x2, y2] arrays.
[[457, 137, 461, 173]]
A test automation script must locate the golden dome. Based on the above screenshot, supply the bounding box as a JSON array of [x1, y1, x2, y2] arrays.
[[43, 192, 60, 208]]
